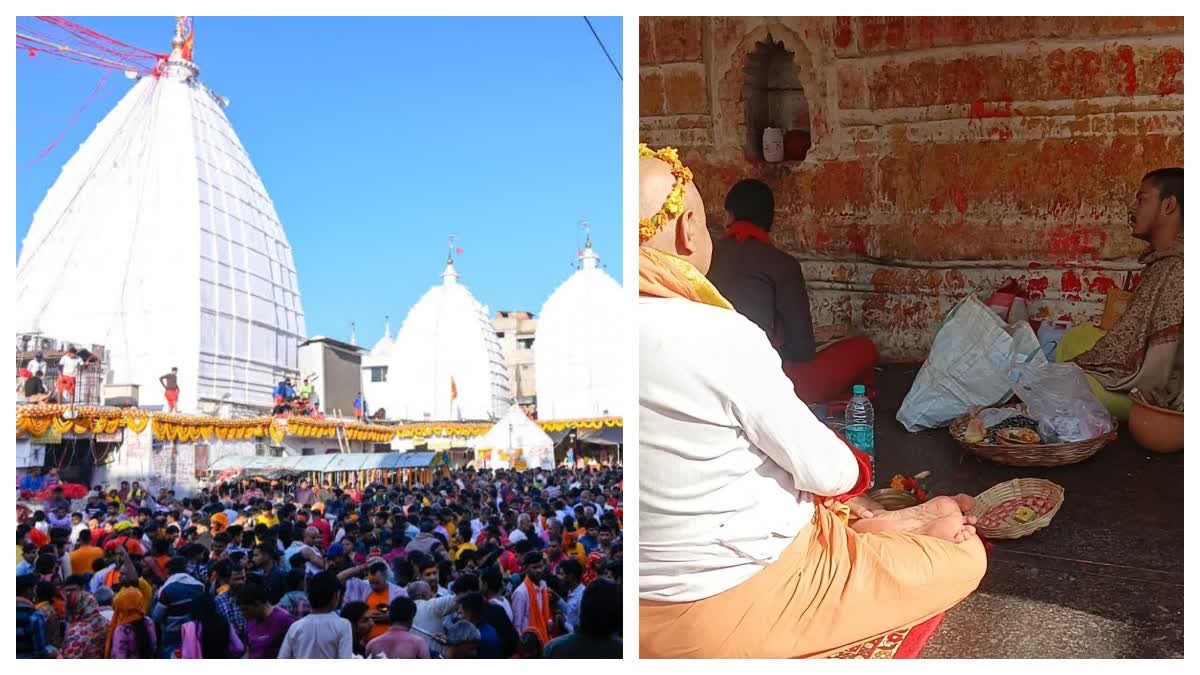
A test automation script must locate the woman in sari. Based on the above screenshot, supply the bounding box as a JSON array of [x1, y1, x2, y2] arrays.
[[106, 587, 157, 659], [61, 589, 108, 659]]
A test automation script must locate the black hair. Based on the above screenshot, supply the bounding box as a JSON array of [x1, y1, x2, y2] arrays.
[[460, 591, 486, 618], [190, 594, 232, 659], [578, 579, 621, 637], [725, 179, 776, 231], [450, 573, 479, 594], [285, 567, 306, 592], [367, 561, 389, 576], [521, 551, 544, 567], [34, 554, 57, 575], [34, 580, 56, 603], [167, 556, 189, 573], [236, 581, 269, 606], [558, 558, 584, 581], [388, 596, 417, 625], [306, 571, 342, 610], [341, 600, 370, 634], [1143, 167, 1184, 217]]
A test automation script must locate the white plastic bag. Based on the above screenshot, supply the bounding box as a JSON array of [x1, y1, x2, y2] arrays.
[[1007, 362, 1114, 442], [897, 294, 1048, 431]]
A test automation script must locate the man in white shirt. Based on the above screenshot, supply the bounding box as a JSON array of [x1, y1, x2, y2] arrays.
[[278, 571, 354, 658], [636, 145, 986, 658], [56, 347, 84, 404]]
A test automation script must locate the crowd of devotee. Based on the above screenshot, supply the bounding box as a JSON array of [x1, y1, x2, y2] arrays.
[[16, 467, 623, 659]]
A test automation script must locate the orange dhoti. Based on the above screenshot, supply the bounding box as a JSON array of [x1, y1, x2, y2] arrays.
[[639, 500, 986, 658]]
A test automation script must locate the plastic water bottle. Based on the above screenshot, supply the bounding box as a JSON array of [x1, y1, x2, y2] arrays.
[[844, 384, 875, 482]]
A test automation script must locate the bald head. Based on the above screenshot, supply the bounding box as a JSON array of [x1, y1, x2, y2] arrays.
[[639, 155, 713, 274], [304, 526, 321, 545]]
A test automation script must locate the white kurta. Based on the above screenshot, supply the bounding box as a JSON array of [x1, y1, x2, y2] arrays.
[[639, 297, 859, 603]]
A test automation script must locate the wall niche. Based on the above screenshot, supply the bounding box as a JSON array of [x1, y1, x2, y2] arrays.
[[742, 34, 811, 163]]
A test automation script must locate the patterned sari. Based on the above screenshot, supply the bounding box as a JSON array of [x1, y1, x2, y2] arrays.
[[61, 590, 108, 659]]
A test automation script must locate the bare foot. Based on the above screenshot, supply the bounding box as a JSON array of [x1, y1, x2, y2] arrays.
[[867, 494, 976, 523], [851, 496, 979, 541], [913, 512, 979, 544]]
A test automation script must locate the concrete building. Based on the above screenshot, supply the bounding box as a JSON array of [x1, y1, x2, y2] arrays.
[[360, 319, 393, 419], [298, 336, 365, 417], [493, 310, 538, 406]]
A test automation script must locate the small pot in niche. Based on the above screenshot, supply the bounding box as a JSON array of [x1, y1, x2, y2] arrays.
[[784, 130, 811, 161], [762, 127, 784, 162]]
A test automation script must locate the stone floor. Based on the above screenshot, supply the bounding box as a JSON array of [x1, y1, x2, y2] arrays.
[[870, 366, 1184, 659]]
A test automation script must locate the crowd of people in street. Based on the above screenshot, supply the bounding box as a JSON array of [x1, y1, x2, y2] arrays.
[[16, 466, 623, 659]]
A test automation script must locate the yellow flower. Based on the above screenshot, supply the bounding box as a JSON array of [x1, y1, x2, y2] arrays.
[[638, 144, 693, 242]]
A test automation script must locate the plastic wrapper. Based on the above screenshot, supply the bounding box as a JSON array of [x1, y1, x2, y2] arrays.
[[976, 407, 1022, 428], [1007, 362, 1115, 442], [898, 295, 1047, 431]]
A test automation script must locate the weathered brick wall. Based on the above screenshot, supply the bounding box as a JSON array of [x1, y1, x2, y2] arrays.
[[641, 17, 1183, 360]]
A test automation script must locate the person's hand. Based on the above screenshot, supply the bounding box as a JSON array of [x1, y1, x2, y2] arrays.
[[846, 497, 875, 520]]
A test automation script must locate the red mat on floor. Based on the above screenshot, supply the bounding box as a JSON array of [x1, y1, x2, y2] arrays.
[[828, 613, 945, 659]]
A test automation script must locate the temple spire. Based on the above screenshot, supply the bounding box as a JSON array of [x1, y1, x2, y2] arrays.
[[579, 221, 598, 270], [442, 235, 460, 285]]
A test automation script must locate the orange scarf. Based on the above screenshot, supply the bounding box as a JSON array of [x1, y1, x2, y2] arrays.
[[103, 587, 146, 658], [639, 247, 733, 310], [523, 577, 551, 646]]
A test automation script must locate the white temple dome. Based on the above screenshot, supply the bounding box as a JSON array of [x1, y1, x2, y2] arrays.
[[387, 258, 511, 421], [535, 240, 625, 418], [14, 27, 305, 412]]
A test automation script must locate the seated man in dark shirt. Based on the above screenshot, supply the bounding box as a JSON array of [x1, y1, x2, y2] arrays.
[[706, 179, 877, 404]]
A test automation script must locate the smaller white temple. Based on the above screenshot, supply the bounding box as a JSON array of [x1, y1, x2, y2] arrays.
[[387, 254, 511, 421], [535, 236, 626, 419]]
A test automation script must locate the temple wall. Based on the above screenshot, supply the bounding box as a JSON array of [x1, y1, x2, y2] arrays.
[[641, 16, 1183, 360]]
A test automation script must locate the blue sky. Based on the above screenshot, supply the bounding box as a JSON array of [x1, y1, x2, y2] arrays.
[[15, 16, 623, 347]]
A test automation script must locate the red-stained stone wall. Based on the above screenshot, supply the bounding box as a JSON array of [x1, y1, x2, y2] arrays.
[[641, 16, 1183, 360]]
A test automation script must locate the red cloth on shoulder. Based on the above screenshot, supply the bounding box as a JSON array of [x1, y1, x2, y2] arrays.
[[724, 220, 773, 245]]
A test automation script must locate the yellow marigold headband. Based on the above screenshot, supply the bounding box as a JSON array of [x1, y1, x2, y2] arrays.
[[639, 143, 693, 242]]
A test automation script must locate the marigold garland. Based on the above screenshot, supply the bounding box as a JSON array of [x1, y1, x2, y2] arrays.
[[639, 144, 693, 242], [538, 417, 623, 432], [16, 404, 149, 439]]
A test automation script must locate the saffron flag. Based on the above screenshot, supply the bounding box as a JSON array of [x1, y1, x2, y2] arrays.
[[450, 377, 458, 401], [182, 19, 195, 61]]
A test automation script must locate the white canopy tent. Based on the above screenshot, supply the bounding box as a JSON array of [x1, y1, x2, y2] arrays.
[[473, 406, 554, 470]]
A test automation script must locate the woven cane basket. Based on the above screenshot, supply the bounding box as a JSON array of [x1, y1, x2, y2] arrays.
[[949, 407, 1116, 467], [969, 478, 1065, 539]]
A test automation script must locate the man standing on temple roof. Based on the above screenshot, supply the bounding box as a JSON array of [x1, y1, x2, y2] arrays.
[[56, 347, 83, 405], [160, 367, 180, 413]]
